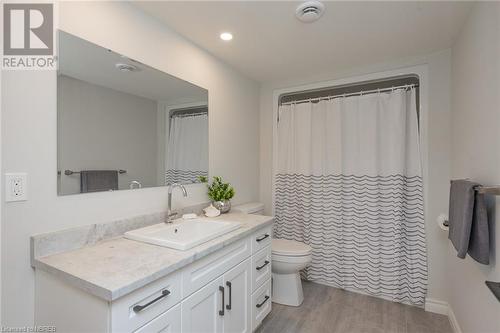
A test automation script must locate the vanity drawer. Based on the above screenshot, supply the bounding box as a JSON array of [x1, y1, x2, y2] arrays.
[[251, 278, 272, 331], [252, 246, 271, 292], [251, 226, 272, 254], [134, 303, 181, 333], [182, 237, 251, 297], [111, 270, 182, 332]]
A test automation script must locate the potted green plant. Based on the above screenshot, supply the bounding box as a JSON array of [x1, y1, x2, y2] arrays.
[[199, 176, 235, 213]]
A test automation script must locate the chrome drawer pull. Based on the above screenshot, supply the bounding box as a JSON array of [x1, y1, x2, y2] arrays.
[[256, 234, 269, 242], [256, 260, 270, 271], [133, 289, 170, 313], [256, 295, 270, 308]]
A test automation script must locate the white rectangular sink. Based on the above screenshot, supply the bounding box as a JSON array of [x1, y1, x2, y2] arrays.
[[124, 218, 241, 251]]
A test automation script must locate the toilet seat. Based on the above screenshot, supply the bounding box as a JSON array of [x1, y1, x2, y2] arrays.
[[272, 253, 311, 264], [271, 239, 312, 257]]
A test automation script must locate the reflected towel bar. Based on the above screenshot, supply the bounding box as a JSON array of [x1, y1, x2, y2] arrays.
[[476, 186, 500, 195], [58, 169, 127, 176]]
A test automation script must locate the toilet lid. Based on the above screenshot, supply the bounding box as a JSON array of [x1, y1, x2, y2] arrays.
[[272, 239, 312, 256]]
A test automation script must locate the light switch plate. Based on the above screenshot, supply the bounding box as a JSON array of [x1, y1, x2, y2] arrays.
[[5, 173, 27, 202]]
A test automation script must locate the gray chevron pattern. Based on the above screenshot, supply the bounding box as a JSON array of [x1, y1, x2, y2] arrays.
[[274, 173, 427, 306], [165, 169, 208, 185]]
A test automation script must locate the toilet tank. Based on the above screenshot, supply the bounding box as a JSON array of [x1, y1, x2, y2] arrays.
[[232, 202, 265, 215]]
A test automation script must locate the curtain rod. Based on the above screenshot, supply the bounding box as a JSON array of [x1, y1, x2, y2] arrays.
[[170, 111, 207, 118], [280, 84, 418, 106]]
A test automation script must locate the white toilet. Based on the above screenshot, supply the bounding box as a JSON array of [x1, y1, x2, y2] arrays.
[[271, 238, 312, 306], [233, 202, 313, 307]]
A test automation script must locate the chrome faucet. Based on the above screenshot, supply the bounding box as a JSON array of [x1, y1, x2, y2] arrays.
[[129, 180, 142, 189], [166, 183, 188, 223]]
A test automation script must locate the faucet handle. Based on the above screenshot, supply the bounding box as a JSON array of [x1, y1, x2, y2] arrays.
[[165, 211, 178, 223]]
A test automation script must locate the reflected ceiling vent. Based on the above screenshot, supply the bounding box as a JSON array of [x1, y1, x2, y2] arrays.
[[115, 63, 140, 72], [295, 1, 325, 23]]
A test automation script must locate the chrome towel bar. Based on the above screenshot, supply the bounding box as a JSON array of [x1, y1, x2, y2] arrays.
[[449, 180, 500, 195], [58, 169, 127, 176], [476, 186, 500, 195]]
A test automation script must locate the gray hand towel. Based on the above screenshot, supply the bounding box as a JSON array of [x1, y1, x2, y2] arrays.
[[448, 180, 490, 264], [468, 192, 489, 264], [80, 170, 119, 193]]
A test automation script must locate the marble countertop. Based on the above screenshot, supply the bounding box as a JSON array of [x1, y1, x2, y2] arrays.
[[32, 213, 273, 301]]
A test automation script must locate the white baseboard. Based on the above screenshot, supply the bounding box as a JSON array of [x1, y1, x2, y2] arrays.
[[447, 305, 463, 333], [424, 298, 449, 315], [425, 298, 462, 333]]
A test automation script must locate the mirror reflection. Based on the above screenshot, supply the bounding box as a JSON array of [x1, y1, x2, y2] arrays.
[[57, 31, 208, 195]]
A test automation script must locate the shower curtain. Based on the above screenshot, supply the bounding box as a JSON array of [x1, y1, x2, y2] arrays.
[[165, 113, 208, 184], [274, 88, 427, 305]]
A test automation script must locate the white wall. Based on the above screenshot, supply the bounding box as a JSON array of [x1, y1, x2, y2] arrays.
[[259, 49, 453, 303], [448, 3, 500, 332], [1, 1, 260, 326], [0, 59, 3, 329], [58, 75, 159, 194], [156, 102, 167, 186]]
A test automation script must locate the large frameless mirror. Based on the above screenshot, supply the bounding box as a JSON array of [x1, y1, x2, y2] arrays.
[[57, 31, 208, 195]]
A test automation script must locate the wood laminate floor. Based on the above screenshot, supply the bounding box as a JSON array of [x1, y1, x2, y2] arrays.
[[257, 281, 453, 333]]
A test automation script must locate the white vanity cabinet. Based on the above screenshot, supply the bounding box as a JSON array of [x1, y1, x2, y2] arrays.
[[34, 225, 272, 333], [181, 276, 224, 333], [220, 258, 252, 333], [181, 259, 251, 333], [135, 304, 182, 333]]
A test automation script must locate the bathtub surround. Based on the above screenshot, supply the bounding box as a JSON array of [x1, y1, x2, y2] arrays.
[[274, 88, 426, 305], [1, 1, 260, 326]]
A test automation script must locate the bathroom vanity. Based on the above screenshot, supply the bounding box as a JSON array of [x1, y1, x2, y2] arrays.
[[31, 213, 273, 332], [36, 30, 273, 332]]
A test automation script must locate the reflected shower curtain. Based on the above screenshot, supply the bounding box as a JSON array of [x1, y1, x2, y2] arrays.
[[274, 88, 427, 305], [166, 113, 208, 184]]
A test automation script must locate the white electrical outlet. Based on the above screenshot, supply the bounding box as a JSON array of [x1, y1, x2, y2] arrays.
[[5, 173, 27, 202]]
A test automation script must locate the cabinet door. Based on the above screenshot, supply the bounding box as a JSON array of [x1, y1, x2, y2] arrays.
[[223, 258, 252, 333], [134, 304, 181, 333], [181, 276, 224, 333]]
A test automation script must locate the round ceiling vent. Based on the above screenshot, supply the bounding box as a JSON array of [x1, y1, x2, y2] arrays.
[[295, 1, 325, 23], [115, 63, 140, 72]]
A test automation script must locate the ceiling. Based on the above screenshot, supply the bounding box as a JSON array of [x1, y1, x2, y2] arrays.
[[59, 31, 207, 105], [133, 1, 473, 83]]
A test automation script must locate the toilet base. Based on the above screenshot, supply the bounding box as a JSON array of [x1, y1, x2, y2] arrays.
[[272, 272, 304, 306]]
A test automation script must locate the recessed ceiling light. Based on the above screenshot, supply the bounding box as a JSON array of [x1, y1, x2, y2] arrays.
[[220, 32, 233, 41]]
